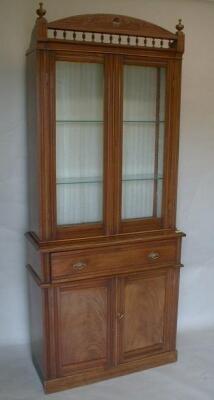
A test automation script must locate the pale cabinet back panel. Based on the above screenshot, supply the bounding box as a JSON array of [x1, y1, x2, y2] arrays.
[[56, 62, 104, 225], [122, 66, 166, 220]]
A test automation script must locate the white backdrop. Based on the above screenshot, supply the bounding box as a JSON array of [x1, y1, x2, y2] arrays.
[[0, 0, 214, 346]]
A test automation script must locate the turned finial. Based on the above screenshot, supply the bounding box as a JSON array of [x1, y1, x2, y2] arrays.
[[36, 2, 46, 18], [176, 19, 184, 32]]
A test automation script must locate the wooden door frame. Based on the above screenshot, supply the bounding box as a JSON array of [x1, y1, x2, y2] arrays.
[[47, 51, 116, 239], [115, 56, 181, 235]]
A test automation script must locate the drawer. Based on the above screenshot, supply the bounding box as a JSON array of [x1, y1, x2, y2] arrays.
[[51, 239, 178, 281]]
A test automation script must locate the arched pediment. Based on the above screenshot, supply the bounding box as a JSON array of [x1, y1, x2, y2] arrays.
[[47, 14, 176, 40]]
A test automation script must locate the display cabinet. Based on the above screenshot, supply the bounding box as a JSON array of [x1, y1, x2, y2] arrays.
[[26, 3, 185, 393]]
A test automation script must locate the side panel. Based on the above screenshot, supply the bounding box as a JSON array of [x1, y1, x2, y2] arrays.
[[26, 49, 53, 240], [26, 51, 39, 236], [163, 59, 182, 229], [28, 272, 45, 378]]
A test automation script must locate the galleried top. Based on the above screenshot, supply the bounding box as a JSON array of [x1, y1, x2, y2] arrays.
[[32, 2, 184, 53]]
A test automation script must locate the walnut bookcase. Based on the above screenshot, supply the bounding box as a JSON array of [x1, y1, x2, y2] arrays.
[[26, 3, 185, 393]]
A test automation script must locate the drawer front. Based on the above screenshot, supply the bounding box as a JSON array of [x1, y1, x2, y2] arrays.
[[51, 240, 178, 281]]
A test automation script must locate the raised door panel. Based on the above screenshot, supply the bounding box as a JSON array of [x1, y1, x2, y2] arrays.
[[118, 270, 168, 363], [56, 278, 113, 377]]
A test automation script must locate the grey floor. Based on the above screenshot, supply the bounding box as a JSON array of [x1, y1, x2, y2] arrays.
[[0, 330, 214, 400]]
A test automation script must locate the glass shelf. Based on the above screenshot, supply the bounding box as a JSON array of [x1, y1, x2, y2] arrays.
[[57, 175, 163, 185], [57, 177, 103, 185], [56, 120, 164, 124], [123, 120, 165, 123], [122, 174, 163, 181], [56, 120, 104, 123]]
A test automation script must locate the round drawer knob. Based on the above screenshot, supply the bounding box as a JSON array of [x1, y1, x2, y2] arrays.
[[148, 251, 160, 260], [72, 262, 87, 272]]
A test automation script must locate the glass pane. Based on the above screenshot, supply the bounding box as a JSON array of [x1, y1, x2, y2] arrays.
[[122, 65, 166, 220], [56, 62, 104, 225]]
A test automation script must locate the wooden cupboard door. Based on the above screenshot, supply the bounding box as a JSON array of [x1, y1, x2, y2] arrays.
[[117, 269, 174, 363], [56, 278, 114, 377]]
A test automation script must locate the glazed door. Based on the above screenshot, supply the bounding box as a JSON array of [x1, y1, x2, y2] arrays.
[[56, 278, 114, 377], [117, 270, 169, 363]]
